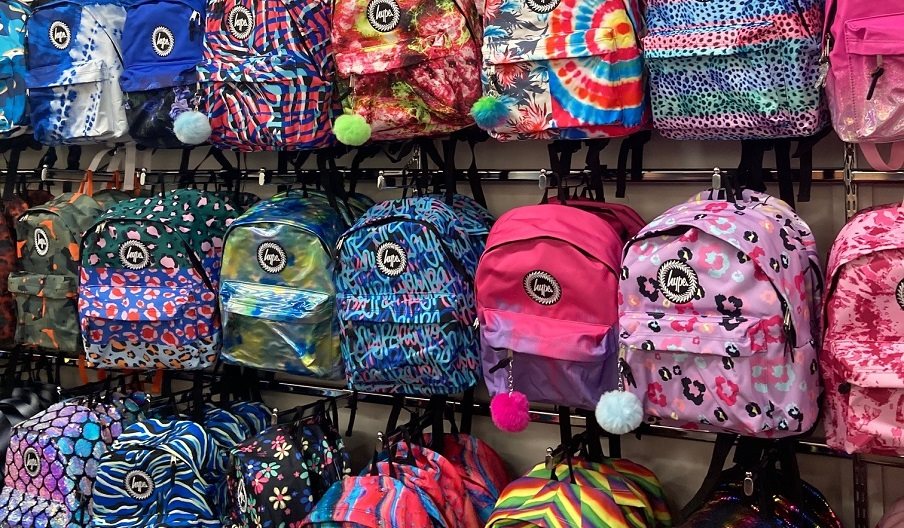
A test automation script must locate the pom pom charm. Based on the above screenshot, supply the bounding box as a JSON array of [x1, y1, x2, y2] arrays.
[[470, 95, 509, 130], [173, 110, 212, 145], [334, 113, 372, 146], [490, 391, 530, 433], [595, 390, 643, 435]]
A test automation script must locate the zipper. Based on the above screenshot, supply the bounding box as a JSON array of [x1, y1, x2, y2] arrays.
[[337, 216, 472, 283], [157, 457, 178, 524], [485, 235, 617, 275], [867, 55, 885, 100], [789, 0, 812, 36], [228, 220, 334, 258]]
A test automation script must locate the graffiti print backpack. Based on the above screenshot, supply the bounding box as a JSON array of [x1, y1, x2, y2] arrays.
[[10, 192, 104, 353], [642, 0, 827, 140], [335, 196, 484, 395], [0, 1, 30, 138], [198, 0, 337, 150], [613, 191, 822, 437], [821, 202, 904, 456], [0, 398, 135, 527], [26, 0, 130, 145], [219, 193, 347, 377], [120, 0, 206, 148], [824, 0, 904, 170], [477, 204, 623, 412], [476, 0, 647, 140], [78, 189, 237, 370], [330, 0, 482, 141], [91, 419, 224, 528]]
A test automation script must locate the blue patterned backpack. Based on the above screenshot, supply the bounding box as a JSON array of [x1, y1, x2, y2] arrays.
[[0, 1, 30, 138], [120, 0, 206, 148], [90, 419, 225, 528], [335, 196, 486, 395], [26, 0, 130, 145], [219, 193, 347, 377]]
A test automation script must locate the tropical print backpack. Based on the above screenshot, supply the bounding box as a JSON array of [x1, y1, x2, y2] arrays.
[[219, 193, 347, 377], [824, 0, 904, 170], [26, 0, 130, 145], [616, 192, 822, 437], [78, 189, 237, 370], [643, 0, 827, 140], [477, 204, 623, 411], [0, 0, 30, 138], [10, 192, 104, 353], [91, 419, 225, 528], [120, 0, 206, 148], [0, 398, 137, 528], [335, 196, 484, 395], [198, 0, 337, 151], [822, 202, 904, 456], [331, 0, 482, 141], [477, 0, 647, 140]]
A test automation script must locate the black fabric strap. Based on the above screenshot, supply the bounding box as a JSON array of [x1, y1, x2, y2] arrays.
[[678, 433, 737, 522], [737, 140, 769, 194], [615, 131, 651, 198], [430, 396, 445, 453], [459, 387, 474, 434], [190, 371, 205, 423], [3, 147, 21, 201], [465, 135, 487, 207], [584, 139, 609, 202], [774, 139, 795, 207], [385, 395, 405, 433], [793, 128, 829, 203], [580, 409, 605, 462], [441, 139, 457, 205], [558, 407, 572, 446]]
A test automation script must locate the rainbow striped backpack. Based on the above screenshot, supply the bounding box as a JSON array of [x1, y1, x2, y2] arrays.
[[474, 0, 648, 140], [642, 0, 827, 140]]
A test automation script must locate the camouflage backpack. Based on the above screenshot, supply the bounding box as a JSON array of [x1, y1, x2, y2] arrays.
[[79, 189, 237, 370], [10, 193, 105, 353]]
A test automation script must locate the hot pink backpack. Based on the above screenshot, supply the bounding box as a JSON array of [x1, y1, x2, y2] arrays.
[[476, 204, 623, 414], [822, 202, 904, 456], [825, 0, 904, 169], [617, 192, 822, 437]]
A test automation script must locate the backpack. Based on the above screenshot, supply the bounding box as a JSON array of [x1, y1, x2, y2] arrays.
[[476, 0, 648, 141], [120, 0, 206, 148], [643, 0, 827, 140], [78, 189, 237, 370], [546, 197, 645, 243], [824, 0, 904, 170], [616, 192, 822, 437], [477, 204, 623, 411], [487, 459, 668, 528], [330, 0, 482, 141], [0, 398, 135, 528], [335, 196, 483, 395], [197, 0, 337, 151], [10, 192, 104, 353], [302, 474, 435, 528], [821, 202, 904, 456], [90, 419, 225, 528], [0, 1, 30, 138], [26, 0, 130, 145], [219, 193, 347, 377]]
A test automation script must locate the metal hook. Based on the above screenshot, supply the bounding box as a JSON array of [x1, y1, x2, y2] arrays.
[[41, 164, 49, 181], [377, 171, 386, 190], [258, 168, 266, 186], [712, 167, 722, 189], [538, 169, 548, 190], [270, 407, 278, 427], [139, 167, 148, 186]]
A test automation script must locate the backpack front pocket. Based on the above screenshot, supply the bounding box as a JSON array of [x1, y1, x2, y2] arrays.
[[644, 22, 822, 140], [8, 272, 78, 352], [481, 308, 617, 410], [221, 281, 340, 378], [620, 311, 818, 436], [338, 294, 479, 395], [79, 286, 215, 369], [0, 57, 27, 134]]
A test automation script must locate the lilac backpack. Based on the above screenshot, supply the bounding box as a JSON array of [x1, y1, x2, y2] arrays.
[[616, 190, 822, 437]]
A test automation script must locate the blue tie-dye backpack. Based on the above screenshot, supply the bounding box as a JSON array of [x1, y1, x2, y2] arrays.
[[0, 0, 30, 138], [335, 196, 486, 395], [26, 0, 130, 145], [219, 193, 347, 378], [120, 0, 206, 148], [90, 419, 225, 528]]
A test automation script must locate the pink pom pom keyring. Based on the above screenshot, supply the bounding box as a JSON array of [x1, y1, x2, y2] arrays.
[[490, 355, 530, 433]]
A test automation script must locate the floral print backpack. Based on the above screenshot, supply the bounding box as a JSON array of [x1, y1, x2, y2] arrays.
[[331, 0, 482, 141], [615, 190, 822, 437]]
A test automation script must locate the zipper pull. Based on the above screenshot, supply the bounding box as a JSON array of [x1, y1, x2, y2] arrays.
[[190, 10, 202, 40], [743, 471, 755, 496], [472, 318, 479, 329], [867, 56, 885, 100], [817, 34, 831, 88]]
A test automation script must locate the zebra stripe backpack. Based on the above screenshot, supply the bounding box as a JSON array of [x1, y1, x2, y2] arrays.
[[26, 0, 130, 145], [0, 0, 30, 138], [91, 419, 225, 528], [335, 196, 484, 395], [79, 189, 237, 370], [197, 0, 337, 150]]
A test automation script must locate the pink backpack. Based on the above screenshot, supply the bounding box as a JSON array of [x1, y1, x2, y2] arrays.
[[545, 197, 645, 243], [617, 192, 821, 437], [825, 0, 904, 169], [822, 202, 904, 455], [476, 204, 623, 413]]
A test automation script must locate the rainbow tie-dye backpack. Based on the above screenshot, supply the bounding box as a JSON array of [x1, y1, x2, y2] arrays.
[[473, 0, 648, 140]]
